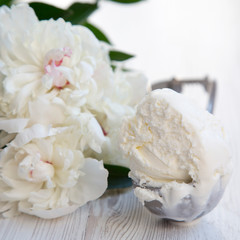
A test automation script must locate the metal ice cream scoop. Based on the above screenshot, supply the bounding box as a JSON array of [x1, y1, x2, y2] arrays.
[[132, 176, 225, 225]]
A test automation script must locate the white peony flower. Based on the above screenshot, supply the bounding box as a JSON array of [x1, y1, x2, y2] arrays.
[[0, 125, 108, 219], [0, 3, 151, 219], [0, 4, 148, 121], [0, 4, 147, 180], [0, 3, 105, 118]]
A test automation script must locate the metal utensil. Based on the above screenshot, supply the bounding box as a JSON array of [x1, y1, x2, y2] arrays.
[[152, 76, 217, 113]]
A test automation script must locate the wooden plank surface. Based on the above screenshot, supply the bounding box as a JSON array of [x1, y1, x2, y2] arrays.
[[0, 187, 239, 240]]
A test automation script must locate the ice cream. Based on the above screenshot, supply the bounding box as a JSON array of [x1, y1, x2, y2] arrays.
[[120, 88, 232, 223]]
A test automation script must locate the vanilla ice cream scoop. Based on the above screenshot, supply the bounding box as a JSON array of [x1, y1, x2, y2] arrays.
[[120, 88, 232, 223]]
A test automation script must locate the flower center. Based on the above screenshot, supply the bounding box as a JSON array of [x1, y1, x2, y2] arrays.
[[18, 153, 54, 183], [44, 47, 72, 89]]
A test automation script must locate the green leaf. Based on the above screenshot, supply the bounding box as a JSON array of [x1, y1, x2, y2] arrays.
[[109, 50, 134, 61], [0, 0, 14, 7], [83, 22, 111, 44], [64, 3, 98, 25], [107, 0, 145, 4], [107, 176, 132, 189], [29, 2, 65, 20], [111, 65, 131, 72], [104, 164, 132, 189], [104, 164, 129, 177], [29, 2, 98, 25]]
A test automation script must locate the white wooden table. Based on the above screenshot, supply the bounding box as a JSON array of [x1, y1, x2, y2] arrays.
[[0, 79, 240, 240]]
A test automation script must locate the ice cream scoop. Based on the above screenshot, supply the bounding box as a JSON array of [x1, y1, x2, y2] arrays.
[[120, 88, 232, 224]]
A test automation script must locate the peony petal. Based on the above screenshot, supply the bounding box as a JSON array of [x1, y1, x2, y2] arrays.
[[0, 118, 29, 133], [1, 174, 37, 192], [34, 138, 53, 161], [124, 71, 150, 106], [10, 124, 57, 148], [87, 118, 105, 153], [70, 159, 108, 205], [9, 80, 40, 115], [27, 189, 53, 204], [0, 4, 38, 43], [29, 98, 66, 125], [4, 73, 41, 93], [1, 186, 39, 201], [18, 201, 79, 219]]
